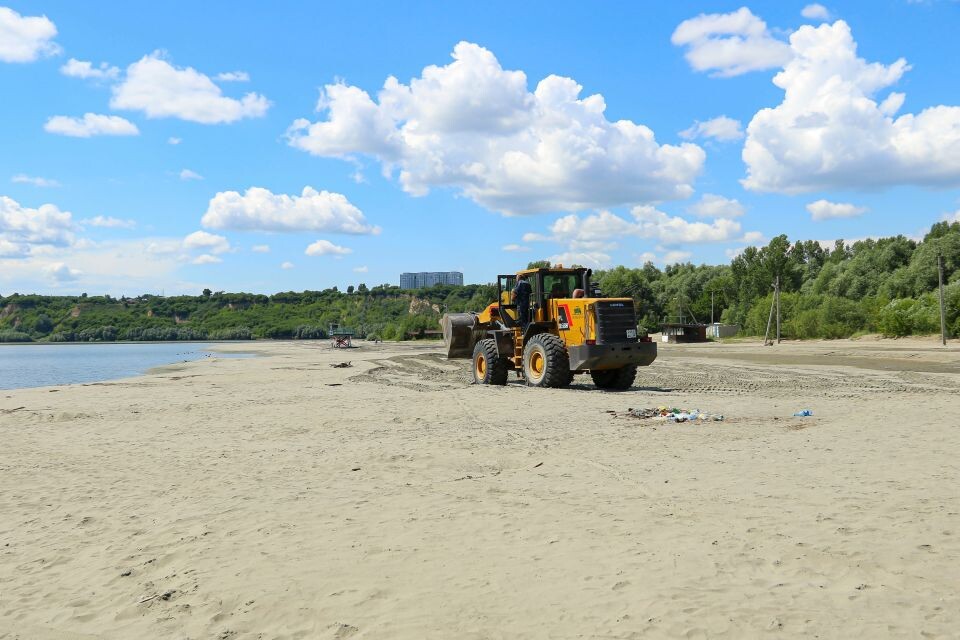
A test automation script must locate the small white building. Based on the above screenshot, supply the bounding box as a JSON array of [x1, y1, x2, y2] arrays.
[[710, 323, 740, 339]]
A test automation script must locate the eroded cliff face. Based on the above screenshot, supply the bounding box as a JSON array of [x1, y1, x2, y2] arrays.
[[407, 296, 441, 316]]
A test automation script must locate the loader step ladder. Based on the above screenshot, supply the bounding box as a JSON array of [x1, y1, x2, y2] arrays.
[[512, 331, 524, 370]]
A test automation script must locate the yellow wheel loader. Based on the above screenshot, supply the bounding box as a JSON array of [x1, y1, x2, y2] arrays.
[[441, 266, 656, 390]]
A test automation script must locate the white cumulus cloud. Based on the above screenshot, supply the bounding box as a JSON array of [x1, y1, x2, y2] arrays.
[[60, 58, 120, 81], [671, 7, 792, 77], [251, 244, 270, 253], [12, 174, 60, 187], [80, 215, 136, 229], [547, 251, 612, 269], [287, 41, 704, 215], [179, 169, 203, 181], [0, 7, 59, 63], [640, 249, 694, 265], [0, 237, 207, 295], [0, 195, 76, 256], [687, 193, 745, 218], [352, 265, 368, 272], [281, 261, 294, 269], [662, 250, 693, 264], [111, 52, 270, 124], [742, 20, 960, 193], [539, 206, 748, 262], [679, 115, 744, 142], [806, 199, 868, 220], [801, 4, 831, 20], [305, 239, 352, 257], [44, 113, 140, 138], [202, 186, 378, 234], [191, 254, 221, 265], [502, 243, 530, 252], [215, 71, 249, 82], [167, 136, 182, 145], [183, 230, 230, 254], [44, 262, 81, 282], [629, 206, 744, 244]]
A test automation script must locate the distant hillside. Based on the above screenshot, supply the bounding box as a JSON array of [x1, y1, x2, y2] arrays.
[[0, 284, 496, 343], [1, 220, 958, 343]]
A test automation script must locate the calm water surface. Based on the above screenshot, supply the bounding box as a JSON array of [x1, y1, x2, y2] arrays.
[[0, 342, 252, 390]]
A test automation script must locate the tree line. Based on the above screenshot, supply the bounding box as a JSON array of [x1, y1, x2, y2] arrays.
[[1, 220, 957, 343], [595, 220, 959, 338]]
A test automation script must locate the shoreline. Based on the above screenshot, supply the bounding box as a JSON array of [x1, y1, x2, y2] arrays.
[[0, 342, 258, 393]]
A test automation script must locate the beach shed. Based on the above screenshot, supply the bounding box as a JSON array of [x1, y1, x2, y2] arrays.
[[660, 323, 708, 343]]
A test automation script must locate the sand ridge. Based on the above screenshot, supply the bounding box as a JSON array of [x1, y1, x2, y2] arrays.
[[1, 339, 959, 638]]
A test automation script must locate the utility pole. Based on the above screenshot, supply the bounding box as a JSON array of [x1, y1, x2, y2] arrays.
[[776, 275, 781, 344], [938, 250, 947, 346], [711, 290, 715, 325], [763, 280, 776, 346]]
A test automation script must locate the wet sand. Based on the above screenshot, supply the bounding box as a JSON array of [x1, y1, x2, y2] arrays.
[[1, 338, 958, 639]]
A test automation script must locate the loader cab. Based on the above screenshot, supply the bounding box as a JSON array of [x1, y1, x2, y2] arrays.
[[531, 267, 591, 310], [493, 267, 591, 327]]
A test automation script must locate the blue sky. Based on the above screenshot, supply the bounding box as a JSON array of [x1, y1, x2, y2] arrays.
[[2, 0, 960, 295]]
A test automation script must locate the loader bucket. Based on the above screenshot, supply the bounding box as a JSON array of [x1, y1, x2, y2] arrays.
[[441, 312, 481, 359]]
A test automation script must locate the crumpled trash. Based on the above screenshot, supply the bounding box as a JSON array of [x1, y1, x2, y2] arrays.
[[792, 409, 814, 417], [626, 406, 724, 423]]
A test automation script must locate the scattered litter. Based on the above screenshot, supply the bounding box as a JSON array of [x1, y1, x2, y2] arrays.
[[330, 362, 353, 369], [621, 406, 724, 423], [1, 406, 25, 414], [793, 409, 814, 417], [326, 383, 343, 387], [532, 462, 544, 469], [351, 466, 361, 471]]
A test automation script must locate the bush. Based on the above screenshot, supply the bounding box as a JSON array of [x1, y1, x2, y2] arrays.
[[33, 314, 54, 334], [878, 299, 914, 337], [876, 297, 942, 337], [77, 325, 118, 342], [292, 325, 326, 339], [208, 327, 253, 340], [0, 330, 33, 343], [122, 326, 208, 341]]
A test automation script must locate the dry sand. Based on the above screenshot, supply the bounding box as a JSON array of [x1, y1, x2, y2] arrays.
[[1, 338, 959, 639]]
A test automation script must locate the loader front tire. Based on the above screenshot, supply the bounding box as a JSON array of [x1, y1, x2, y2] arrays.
[[591, 365, 637, 391], [473, 339, 509, 385], [522, 333, 570, 388]]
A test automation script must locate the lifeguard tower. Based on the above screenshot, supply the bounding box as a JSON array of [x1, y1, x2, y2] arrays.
[[329, 323, 355, 349]]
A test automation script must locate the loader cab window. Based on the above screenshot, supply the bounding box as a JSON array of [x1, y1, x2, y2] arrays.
[[498, 275, 516, 306], [543, 273, 578, 300]]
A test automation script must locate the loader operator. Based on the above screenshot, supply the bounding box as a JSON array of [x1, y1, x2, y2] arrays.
[[512, 274, 532, 328]]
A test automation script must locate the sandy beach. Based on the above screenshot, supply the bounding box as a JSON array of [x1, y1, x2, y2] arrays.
[[2, 338, 959, 639]]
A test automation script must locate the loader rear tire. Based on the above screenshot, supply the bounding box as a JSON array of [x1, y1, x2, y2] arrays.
[[473, 339, 509, 385], [523, 333, 570, 388], [591, 365, 637, 391]]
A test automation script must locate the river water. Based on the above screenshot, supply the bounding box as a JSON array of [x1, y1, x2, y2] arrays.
[[0, 342, 251, 390]]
